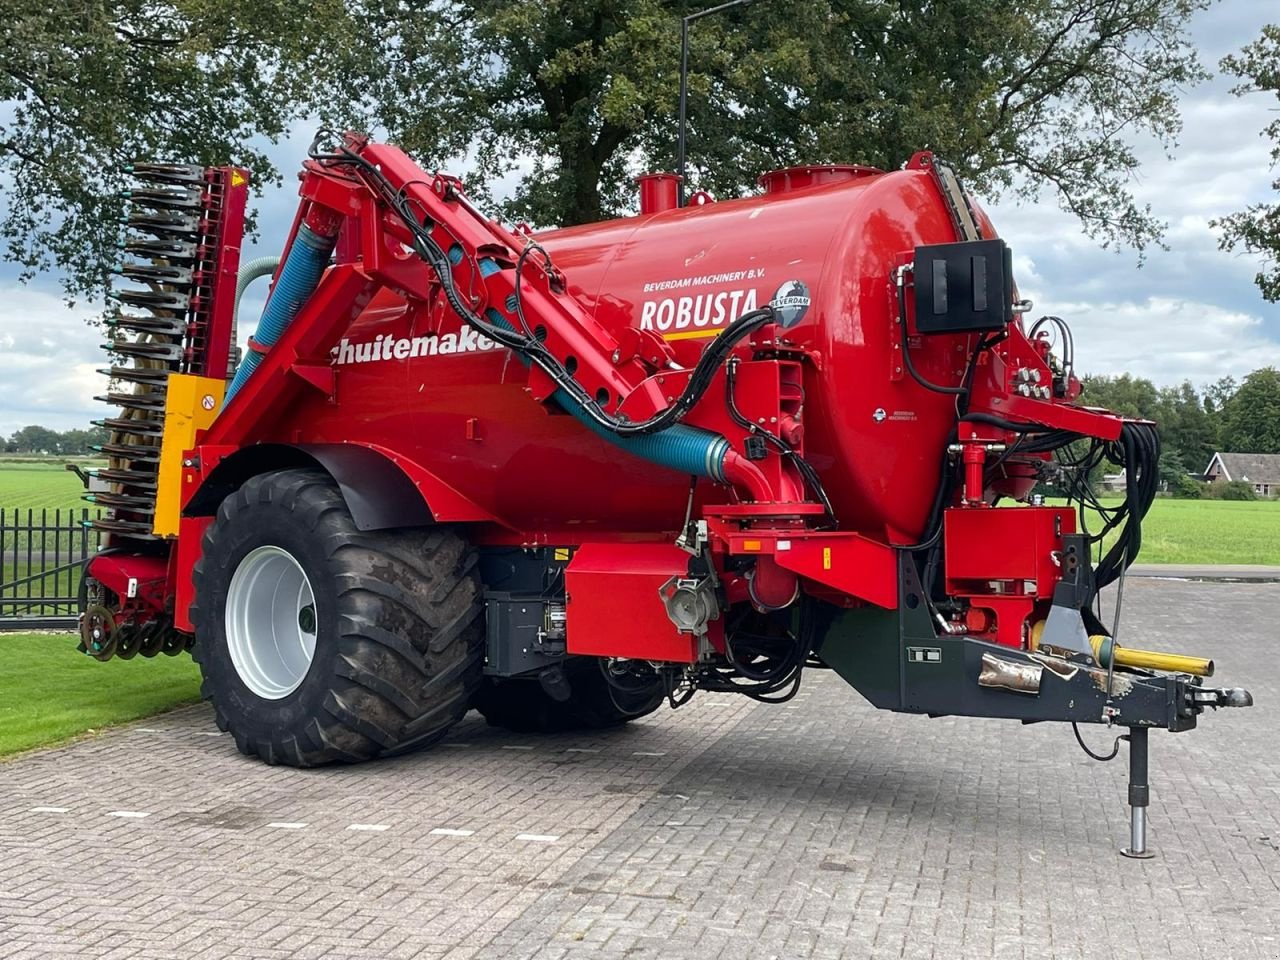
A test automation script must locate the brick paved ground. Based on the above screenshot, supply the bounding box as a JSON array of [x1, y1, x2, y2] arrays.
[[1, 578, 1276, 960]]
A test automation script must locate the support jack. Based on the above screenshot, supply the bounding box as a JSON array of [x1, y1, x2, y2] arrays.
[[1120, 725, 1155, 859]]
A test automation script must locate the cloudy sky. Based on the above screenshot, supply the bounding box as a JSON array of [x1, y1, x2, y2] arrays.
[[1, 1, 1276, 435]]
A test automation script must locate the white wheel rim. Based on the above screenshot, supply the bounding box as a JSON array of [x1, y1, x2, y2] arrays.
[[225, 545, 317, 699]]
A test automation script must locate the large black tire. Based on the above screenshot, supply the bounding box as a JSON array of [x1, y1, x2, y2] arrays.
[[191, 468, 483, 766], [473, 657, 663, 733]]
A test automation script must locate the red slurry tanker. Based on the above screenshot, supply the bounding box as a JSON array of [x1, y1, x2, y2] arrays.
[[80, 132, 1250, 856]]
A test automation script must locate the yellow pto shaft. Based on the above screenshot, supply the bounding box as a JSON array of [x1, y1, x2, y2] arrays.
[[1088, 635, 1214, 678], [1029, 621, 1214, 677]]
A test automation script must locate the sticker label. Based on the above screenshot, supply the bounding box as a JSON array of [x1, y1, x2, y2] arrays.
[[907, 646, 943, 664], [638, 268, 766, 340], [332, 330, 502, 365]]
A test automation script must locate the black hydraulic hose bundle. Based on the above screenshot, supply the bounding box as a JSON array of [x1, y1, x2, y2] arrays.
[[307, 131, 777, 441], [702, 599, 826, 703], [956, 412, 1160, 591]]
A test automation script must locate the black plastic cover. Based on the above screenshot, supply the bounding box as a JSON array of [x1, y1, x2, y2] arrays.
[[913, 238, 1013, 334]]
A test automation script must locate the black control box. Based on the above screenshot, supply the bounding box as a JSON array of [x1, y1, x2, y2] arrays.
[[912, 238, 1013, 334]]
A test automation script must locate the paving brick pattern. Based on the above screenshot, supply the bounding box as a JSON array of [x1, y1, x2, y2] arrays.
[[1, 578, 1276, 959]]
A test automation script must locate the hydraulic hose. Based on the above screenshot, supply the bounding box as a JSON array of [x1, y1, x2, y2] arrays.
[[227, 256, 280, 378], [225, 224, 336, 402], [562, 389, 731, 482], [235, 256, 281, 320]]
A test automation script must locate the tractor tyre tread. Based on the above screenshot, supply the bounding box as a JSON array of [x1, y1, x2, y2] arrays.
[[191, 468, 482, 767]]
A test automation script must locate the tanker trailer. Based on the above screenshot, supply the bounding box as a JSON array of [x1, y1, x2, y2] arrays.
[[78, 132, 1251, 856]]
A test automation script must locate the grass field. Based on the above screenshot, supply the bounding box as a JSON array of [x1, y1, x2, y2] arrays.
[[0, 633, 202, 757], [1065, 497, 1280, 565], [0, 460, 100, 516], [0, 462, 102, 612], [0, 460, 1278, 566]]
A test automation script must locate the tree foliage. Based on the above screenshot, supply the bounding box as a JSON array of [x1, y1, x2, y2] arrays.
[[3, 0, 1209, 296], [322, 0, 1207, 240], [1079, 373, 1220, 475], [0, 0, 334, 299], [1215, 24, 1280, 302], [4, 425, 107, 455], [1218, 366, 1280, 454]]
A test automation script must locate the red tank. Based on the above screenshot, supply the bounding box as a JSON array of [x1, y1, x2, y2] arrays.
[[284, 154, 989, 542]]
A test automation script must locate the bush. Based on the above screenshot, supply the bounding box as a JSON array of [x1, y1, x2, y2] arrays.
[[1170, 474, 1205, 499], [1209, 480, 1259, 501]]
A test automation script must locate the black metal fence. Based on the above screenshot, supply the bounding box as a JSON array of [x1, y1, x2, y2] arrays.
[[0, 508, 102, 629]]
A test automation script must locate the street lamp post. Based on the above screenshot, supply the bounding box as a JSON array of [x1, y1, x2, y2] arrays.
[[676, 0, 757, 207]]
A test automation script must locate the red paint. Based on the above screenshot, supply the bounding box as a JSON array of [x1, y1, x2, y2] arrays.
[[944, 507, 1076, 647], [142, 137, 1136, 663], [635, 173, 682, 214], [565, 543, 713, 662], [194, 167, 249, 380], [757, 164, 882, 194]]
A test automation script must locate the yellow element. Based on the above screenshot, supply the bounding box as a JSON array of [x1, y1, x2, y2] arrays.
[[742, 539, 762, 552], [553, 548, 571, 562], [1029, 621, 1213, 677], [823, 547, 832, 570], [231, 171, 247, 187], [1086, 635, 1214, 677], [664, 329, 722, 342], [153, 374, 225, 537]]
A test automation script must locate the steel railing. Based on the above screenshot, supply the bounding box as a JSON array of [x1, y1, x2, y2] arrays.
[[0, 508, 102, 629]]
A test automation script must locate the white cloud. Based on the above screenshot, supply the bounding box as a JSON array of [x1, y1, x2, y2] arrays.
[[0, 285, 105, 435], [1050, 296, 1280, 386], [1, 0, 1278, 440]]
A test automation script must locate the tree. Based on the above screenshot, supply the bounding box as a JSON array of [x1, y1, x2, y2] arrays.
[[1079, 373, 1162, 420], [1157, 381, 1218, 476], [321, 0, 1208, 240], [1203, 375, 1238, 416], [7, 425, 62, 454], [1215, 24, 1280, 302], [0, 0, 334, 299], [1219, 367, 1280, 454], [6, 0, 1209, 297]]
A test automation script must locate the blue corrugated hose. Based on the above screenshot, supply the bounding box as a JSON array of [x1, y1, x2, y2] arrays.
[[477, 284, 730, 482], [225, 224, 336, 402]]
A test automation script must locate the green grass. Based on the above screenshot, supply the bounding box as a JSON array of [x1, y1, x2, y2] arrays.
[[1, 461, 102, 614], [1063, 497, 1280, 566], [0, 633, 202, 757], [0, 460, 100, 516]]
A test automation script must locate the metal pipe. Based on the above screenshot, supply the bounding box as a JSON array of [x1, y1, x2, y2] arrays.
[[1121, 726, 1154, 858], [677, 17, 689, 207], [676, 0, 758, 207], [1089, 635, 1214, 678]]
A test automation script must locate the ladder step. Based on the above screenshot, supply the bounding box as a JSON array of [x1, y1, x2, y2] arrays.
[[85, 492, 157, 511], [121, 238, 198, 261], [90, 516, 160, 539], [113, 263, 193, 285], [89, 466, 159, 488], [93, 418, 164, 438], [124, 186, 203, 211], [92, 443, 162, 462], [125, 211, 201, 236], [94, 392, 167, 412], [127, 163, 205, 185]]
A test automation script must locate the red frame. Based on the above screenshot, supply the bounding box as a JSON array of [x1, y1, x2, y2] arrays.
[[135, 138, 1134, 662]]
